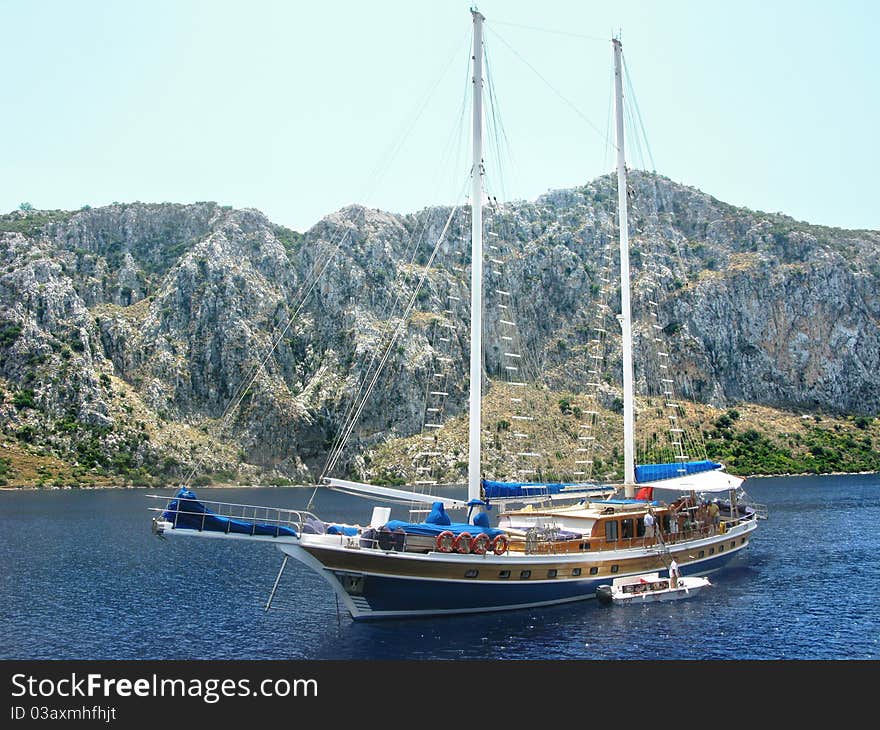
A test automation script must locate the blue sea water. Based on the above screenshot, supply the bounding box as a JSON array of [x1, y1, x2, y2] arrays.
[[0, 474, 877, 660]]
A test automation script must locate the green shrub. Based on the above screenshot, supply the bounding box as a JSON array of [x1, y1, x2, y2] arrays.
[[13, 390, 36, 409], [0, 322, 22, 347]]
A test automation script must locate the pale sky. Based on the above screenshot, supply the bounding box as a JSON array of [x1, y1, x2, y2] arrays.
[[1, 0, 877, 233]]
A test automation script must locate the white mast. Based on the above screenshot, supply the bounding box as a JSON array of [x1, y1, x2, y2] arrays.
[[468, 8, 485, 505], [613, 36, 636, 495]]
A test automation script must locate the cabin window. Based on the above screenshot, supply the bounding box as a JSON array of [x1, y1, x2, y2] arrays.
[[698, 550, 705, 558], [719, 544, 724, 552], [605, 521, 618, 542], [464, 569, 479, 578], [709, 547, 715, 555], [572, 568, 582, 577], [547, 569, 558, 578], [661, 515, 671, 532], [589, 566, 599, 575], [636, 518, 646, 538], [611, 564, 619, 574], [730, 542, 736, 549], [520, 570, 531, 579], [580, 541, 590, 551], [741, 538, 746, 545], [620, 518, 634, 539], [499, 570, 510, 579]]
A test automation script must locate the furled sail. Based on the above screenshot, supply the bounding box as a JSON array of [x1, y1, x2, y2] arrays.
[[482, 479, 612, 501], [634, 459, 723, 483], [638, 466, 745, 493], [324, 478, 468, 509]]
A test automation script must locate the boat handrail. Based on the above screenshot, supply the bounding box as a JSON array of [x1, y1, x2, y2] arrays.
[[146, 493, 320, 517], [146, 493, 319, 534]]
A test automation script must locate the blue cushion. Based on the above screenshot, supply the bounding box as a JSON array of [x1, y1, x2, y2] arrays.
[[425, 501, 451, 526]]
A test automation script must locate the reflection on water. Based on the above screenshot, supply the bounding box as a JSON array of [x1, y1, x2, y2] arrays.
[[1, 474, 877, 659]]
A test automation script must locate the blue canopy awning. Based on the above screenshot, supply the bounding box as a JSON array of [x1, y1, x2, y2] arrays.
[[635, 460, 722, 484]]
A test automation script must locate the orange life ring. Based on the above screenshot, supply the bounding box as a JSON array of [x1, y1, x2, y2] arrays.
[[453, 532, 473, 554], [436, 531, 455, 553], [492, 534, 509, 555], [470, 533, 491, 555]]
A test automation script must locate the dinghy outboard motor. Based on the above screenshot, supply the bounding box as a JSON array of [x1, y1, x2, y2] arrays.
[[596, 585, 614, 605]]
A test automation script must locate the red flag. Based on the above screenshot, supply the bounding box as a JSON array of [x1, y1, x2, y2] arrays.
[[635, 486, 654, 500]]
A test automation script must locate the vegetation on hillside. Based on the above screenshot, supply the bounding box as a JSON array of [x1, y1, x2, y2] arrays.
[[361, 383, 880, 486]]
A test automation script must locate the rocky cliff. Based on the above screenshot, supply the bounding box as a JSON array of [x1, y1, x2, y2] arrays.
[[1, 172, 878, 486]]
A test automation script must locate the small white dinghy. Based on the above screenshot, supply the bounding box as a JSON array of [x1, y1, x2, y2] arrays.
[[596, 572, 711, 605]]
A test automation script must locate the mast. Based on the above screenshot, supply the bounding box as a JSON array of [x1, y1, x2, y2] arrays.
[[468, 8, 485, 505], [613, 36, 636, 495]]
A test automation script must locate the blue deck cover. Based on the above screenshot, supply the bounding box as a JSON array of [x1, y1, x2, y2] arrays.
[[161, 488, 298, 537], [635, 460, 722, 484], [384, 500, 504, 538], [482, 479, 583, 500], [382, 520, 505, 538]]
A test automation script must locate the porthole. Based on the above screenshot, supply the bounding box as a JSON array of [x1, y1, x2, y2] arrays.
[[698, 550, 705, 558], [520, 570, 531, 579], [610, 565, 619, 574], [572, 568, 582, 577], [709, 548, 715, 555], [464, 569, 478, 578], [589, 566, 598, 575], [547, 569, 558, 578], [499, 570, 510, 579]]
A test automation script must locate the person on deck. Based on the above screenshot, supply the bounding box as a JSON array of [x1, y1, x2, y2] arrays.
[[669, 557, 680, 588], [643, 509, 656, 547], [708, 499, 721, 534], [697, 500, 709, 534]]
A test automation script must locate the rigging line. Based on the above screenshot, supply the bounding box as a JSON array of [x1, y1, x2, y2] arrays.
[[490, 19, 607, 42], [624, 90, 646, 173], [177, 42, 469, 495], [483, 33, 515, 203], [318, 195, 465, 488], [603, 64, 614, 172], [325, 48, 471, 460], [321, 211, 453, 481], [317, 33, 468, 457], [322, 199, 456, 476], [309, 34, 466, 410], [177, 224, 354, 490], [177, 42, 466, 491], [324, 170, 469, 480], [319, 205, 439, 478], [412, 331, 447, 497], [425, 50, 474, 215], [434, 45, 472, 216], [320, 67, 472, 479], [364, 31, 471, 195], [642, 229, 710, 465], [319, 201, 461, 484], [329, 49, 470, 445], [682, 399, 710, 461], [486, 26, 614, 152], [409, 210, 465, 497], [623, 54, 657, 172]]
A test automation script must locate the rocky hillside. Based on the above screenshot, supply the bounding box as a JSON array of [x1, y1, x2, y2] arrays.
[[1, 172, 878, 487]]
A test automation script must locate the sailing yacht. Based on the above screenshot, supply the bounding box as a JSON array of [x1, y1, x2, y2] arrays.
[[149, 9, 762, 620]]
